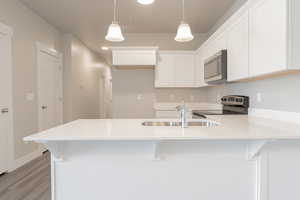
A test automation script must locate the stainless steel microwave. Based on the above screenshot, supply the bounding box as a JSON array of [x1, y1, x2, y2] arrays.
[[204, 50, 227, 84]]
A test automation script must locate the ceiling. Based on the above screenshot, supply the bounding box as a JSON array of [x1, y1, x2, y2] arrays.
[[20, 0, 236, 53]]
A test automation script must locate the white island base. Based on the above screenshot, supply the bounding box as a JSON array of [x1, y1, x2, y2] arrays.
[[24, 118, 300, 200], [46, 140, 300, 200]]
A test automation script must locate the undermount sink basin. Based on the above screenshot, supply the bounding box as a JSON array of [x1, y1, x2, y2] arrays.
[[142, 120, 219, 127]]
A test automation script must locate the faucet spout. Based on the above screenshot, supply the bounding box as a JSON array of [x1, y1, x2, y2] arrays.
[[176, 102, 189, 128]]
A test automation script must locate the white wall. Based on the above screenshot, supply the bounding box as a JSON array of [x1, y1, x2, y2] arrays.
[[63, 35, 111, 122], [112, 69, 207, 118], [0, 0, 63, 160]]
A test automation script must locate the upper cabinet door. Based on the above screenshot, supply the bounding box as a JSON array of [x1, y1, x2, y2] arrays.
[[155, 53, 175, 87], [227, 12, 249, 81], [195, 49, 208, 87], [174, 54, 195, 87], [213, 32, 228, 53], [249, 0, 287, 76]]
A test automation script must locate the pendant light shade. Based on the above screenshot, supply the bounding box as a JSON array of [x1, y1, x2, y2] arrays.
[[105, 22, 124, 42], [137, 0, 155, 5], [175, 22, 194, 42], [175, 0, 194, 42], [105, 0, 124, 42]]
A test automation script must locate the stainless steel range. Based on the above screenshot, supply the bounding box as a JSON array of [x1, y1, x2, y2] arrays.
[[193, 95, 249, 118]]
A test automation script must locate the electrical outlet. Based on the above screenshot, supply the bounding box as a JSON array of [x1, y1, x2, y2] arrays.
[[256, 93, 262, 103], [217, 93, 221, 103]]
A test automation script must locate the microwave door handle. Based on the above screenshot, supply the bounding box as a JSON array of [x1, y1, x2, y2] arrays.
[[218, 58, 222, 74]]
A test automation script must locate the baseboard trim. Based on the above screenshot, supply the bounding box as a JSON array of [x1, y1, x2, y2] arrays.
[[249, 108, 300, 124], [9, 149, 43, 172]]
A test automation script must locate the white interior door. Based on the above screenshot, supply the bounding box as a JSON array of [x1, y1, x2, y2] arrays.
[[0, 26, 13, 174], [37, 44, 62, 152]]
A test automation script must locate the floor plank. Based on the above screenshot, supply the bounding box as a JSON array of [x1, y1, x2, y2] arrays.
[[0, 153, 51, 200]]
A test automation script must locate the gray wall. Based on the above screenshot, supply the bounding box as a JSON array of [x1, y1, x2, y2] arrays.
[[112, 69, 207, 118], [63, 35, 110, 122], [204, 0, 300, 113], [0, 0, 63, 159]]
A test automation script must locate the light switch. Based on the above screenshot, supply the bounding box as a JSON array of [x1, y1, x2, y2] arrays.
[[26, 93, 35, 101]]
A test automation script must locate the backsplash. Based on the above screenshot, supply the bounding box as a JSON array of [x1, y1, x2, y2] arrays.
[[204, 74, 300, 113]]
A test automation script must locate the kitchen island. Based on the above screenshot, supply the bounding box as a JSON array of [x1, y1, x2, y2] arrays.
[[24, 116, 300, 200]]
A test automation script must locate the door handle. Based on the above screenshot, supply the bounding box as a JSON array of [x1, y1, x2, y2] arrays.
[[41, 106, 47, 110], [1, 108, 9, 114]]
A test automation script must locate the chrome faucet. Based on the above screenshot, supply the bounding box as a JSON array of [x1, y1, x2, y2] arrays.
[[176, 102, 189, 128]]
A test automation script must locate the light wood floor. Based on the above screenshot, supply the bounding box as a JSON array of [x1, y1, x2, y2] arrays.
[[0, 153, 51, 200]]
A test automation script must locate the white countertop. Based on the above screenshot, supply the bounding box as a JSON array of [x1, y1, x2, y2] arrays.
[[24, 115, 300, 142]]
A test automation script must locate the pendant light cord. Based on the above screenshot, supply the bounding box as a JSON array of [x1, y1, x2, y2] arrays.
[[182, 0, 185, 22], [113, 0, 117, 23]]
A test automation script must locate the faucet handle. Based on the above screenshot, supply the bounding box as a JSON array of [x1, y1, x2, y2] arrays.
[[176, 105, 183, 111], [176, 104, 189, 111]]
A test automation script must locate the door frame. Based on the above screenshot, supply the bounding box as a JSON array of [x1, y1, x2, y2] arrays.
[[0, 22, 14, 172], [99, 73, 106, 118], [36, 42, 63, 152]]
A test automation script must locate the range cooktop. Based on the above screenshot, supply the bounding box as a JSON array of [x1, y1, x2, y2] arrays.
[[193, 95, 249, 117]]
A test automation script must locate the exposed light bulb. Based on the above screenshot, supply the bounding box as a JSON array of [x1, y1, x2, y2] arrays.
[[137, 0, 155, 5]]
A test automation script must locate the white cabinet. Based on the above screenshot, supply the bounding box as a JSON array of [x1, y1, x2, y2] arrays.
[[212, 32, 228, 55], [174, 54, 195, 87], [111, 47, 158, 66], [195, 48, 208, 87], [227, 12, 249, 81], [203, 31, 228, 61], [155, 51, 197, 88], [249, 0, 287, 76], [199, 0, 300, 83], [155, 53, 175, 87]]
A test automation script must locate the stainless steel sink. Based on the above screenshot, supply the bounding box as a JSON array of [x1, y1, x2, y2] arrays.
[[142, 120, 219, 127]]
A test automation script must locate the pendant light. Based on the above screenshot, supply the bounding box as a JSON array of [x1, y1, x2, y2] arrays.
[[105, 0, 124, 42], [175, 0, 194, 42], [137, 0, 155, 5]]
